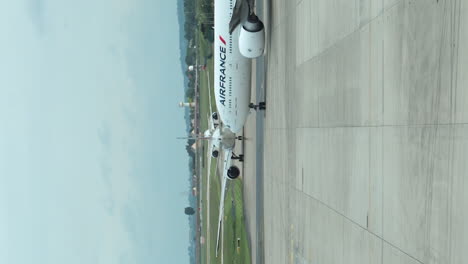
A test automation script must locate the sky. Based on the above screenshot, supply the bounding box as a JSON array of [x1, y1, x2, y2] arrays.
[[0, 0, 191, 263]]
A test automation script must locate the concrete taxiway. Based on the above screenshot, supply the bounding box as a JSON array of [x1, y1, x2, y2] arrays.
[[261, 0, 468, 264]]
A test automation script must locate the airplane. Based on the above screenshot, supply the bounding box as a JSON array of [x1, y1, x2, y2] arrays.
[[176, 0, 266, 257], [214, 0, 266, 134], [209, 0, 267, 258], [207, 0, 266, 162], [204, 0, 266, 161]]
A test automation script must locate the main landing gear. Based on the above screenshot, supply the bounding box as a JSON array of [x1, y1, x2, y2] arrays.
[[231, 153, 244, 162], [249, 102, 266, 110]]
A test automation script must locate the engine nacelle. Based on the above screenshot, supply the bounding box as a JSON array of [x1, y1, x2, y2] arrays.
[[238, 14, 265, 59], [212, 112, 218, 121], [227, 166, 240, 180]]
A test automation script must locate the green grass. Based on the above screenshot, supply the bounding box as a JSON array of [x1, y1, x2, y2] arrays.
[[208, 157, 221, 263], [198, 27, 214, 264], [222, 180, 251, 264], [199, 160, 208, 264], [205, 166, 251, 264], [198, 29, 214, 131]]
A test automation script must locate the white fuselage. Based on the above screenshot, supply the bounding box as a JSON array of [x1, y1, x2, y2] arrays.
[[214, 0, 251, 134]]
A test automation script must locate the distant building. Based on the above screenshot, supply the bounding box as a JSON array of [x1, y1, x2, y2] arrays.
[[188, 65, 206, 72], [179, 101, 196, 108], [191, 142, 197, 151]]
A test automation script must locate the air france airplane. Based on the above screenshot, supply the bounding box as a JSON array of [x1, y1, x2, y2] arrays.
[[214, 0, 265, 134], [209, 0, 266, 258]]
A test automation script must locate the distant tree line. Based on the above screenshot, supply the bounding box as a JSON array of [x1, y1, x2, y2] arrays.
[[183, 0, 213, 105], [181, 1, 215, 261]]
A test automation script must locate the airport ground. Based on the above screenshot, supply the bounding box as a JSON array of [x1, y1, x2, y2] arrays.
[[253, 0, 468, 264]]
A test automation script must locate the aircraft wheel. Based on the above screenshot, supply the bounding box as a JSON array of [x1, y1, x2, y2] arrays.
[[259, 102, 266, 110], [227, 166, 240, 179]]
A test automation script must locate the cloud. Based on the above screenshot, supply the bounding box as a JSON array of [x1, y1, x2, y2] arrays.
[[26, 0, 46, 34]]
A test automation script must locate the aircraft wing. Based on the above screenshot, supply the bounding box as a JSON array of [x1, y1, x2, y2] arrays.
[[229, 0, 248, 34], [206, 134, 213, 175], [207, 72, 216, 131], [215, 148, 233, 257], [207, 74, 213, 116]]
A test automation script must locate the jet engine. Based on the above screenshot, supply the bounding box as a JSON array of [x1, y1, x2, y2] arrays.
[[212, 112, 218, 121], [211, 150, 219, 158], [238, 14, 265, 58], [227, 166, 240, 180]]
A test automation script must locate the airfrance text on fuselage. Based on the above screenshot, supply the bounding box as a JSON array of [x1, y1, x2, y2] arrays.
[[219, 36, 227, 106]]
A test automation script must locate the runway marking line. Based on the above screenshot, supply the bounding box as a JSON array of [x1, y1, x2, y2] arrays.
[[290, 224, 294, 264]]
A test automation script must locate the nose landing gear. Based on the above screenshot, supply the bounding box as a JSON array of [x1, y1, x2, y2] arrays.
[[231, 153, 244, 162], [249, 102, 266, 110]]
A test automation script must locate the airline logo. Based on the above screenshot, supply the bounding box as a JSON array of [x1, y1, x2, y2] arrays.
[[219, 35, 226, 45], [218, 35, 227, 106]]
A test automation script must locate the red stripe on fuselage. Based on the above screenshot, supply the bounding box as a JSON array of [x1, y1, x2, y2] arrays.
[[219, 36, 226, 45]]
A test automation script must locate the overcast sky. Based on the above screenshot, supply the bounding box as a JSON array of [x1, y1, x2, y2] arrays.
[[0, 0, 190, 263]]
